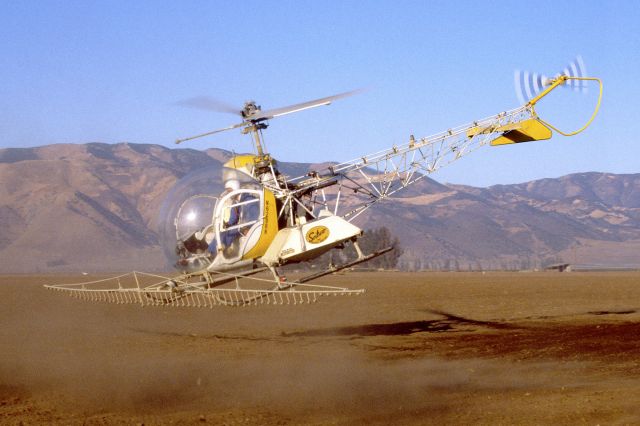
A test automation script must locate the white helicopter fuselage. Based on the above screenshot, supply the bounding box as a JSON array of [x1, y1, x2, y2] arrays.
[[171, 154, 364, 275], [261, 211, 362, 267]]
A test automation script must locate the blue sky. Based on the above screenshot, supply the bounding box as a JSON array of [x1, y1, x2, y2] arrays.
[[1, 1, 638, 186]]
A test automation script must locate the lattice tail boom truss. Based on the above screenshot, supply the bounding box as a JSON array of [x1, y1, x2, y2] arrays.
[[288, 105, 534, 221]]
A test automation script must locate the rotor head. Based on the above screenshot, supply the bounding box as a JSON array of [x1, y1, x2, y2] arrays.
[[241, 101, 262, 120]]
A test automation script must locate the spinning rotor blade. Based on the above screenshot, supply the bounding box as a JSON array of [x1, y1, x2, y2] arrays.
[[175, 96, 240, 115], [175, 88, 363, 144], [514, 70, 549, 105], [561, 55, 588, 92], [248, 89, 364, 121], [175, 121, 246, 144], [514, 56, 588, 104]]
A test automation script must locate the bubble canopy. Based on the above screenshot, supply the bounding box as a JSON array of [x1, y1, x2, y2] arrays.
[[175, 195, 217, 241], [157, 165, 265, 272], [158, 167, 225, 271]]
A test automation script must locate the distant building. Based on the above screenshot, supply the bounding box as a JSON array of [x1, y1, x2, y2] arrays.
[[545, 263, 572, 272]]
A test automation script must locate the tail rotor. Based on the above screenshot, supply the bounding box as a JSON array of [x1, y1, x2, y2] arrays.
[[561, 55, 588, 92], [514, 56, 588, 105]]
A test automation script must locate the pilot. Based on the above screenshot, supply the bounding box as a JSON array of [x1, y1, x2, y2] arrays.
[[222, 179, 241, 225], [207, 179, 242, 256], [223, 178, 240, 194]]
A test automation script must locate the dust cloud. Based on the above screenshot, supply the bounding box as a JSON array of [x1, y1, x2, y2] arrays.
[[1, 323, 566, 419], [1, 333, 457, 414]]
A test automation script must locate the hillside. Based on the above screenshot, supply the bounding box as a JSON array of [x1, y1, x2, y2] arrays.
[[1, 143, 638, 272]]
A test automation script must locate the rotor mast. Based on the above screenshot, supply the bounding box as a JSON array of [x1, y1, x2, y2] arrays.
[[242, 122, 267, 157]]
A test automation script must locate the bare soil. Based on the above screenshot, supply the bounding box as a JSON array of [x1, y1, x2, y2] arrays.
[[1, 271, 640, 425]]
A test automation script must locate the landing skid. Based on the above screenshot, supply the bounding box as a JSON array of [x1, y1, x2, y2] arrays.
[[294, 246, 394, 284]]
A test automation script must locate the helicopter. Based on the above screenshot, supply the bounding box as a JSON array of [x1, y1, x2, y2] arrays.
[[164, 90, 393, 280], [46, 57, 602, 306]]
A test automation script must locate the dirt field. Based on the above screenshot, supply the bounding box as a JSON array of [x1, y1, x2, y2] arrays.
[[1, 271, 640, 425]]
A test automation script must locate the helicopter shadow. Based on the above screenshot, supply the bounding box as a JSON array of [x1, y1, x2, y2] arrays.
[[281, 309, 515, 338], [587, 309, 637, 316]]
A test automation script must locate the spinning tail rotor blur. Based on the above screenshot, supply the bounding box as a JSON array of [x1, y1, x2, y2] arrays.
[[514, 56, 588, 105]]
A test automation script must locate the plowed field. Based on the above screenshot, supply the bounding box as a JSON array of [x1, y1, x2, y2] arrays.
[[1, 271, 640, 424]]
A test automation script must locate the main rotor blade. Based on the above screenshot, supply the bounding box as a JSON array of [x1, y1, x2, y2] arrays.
[[175, 121, 246, 144], [175, 88, 364, 145], [175, 96, 240, 115], [249, 88, 364, 121]]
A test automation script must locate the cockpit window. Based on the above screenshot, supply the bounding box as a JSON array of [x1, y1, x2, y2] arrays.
[[170, 195, 217, 268], [221, 193, 260, 231], [175, 195, 218, 242], [215, 189, 262, 259]]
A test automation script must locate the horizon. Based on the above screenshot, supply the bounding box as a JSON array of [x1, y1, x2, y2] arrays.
[[1, 140, 635, 189]]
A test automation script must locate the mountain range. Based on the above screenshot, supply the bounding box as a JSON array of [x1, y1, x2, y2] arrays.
[[1, 143, 638, 273]]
